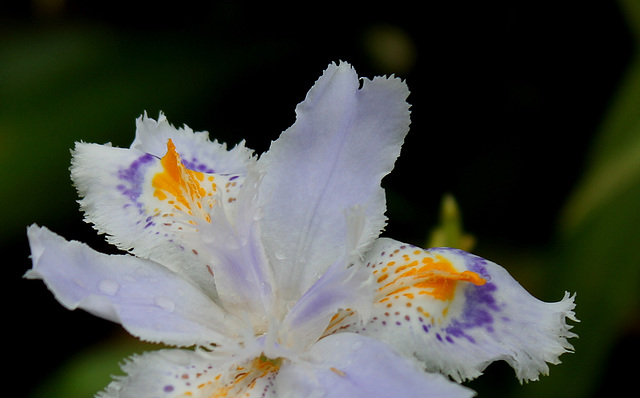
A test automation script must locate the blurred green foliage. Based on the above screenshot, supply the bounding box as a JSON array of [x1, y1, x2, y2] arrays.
[[0, 23, 284, 241], [29, 335, 160, 398], [4, 1, 639, 397], [515, 1, 640, 397]]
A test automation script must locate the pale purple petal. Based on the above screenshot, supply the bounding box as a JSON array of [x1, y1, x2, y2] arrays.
[[257, 62, 410, 301], [276, 333, 475, 398], [197, 169, 277, 326], [26, 225, 237, 347], [353, 238, 578, 382], [280, 206, 375, 350], [280, 255, 372, 351]]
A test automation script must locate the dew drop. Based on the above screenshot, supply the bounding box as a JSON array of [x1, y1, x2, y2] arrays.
[[155, 297, 176, 312], [252, 207, 264, 221], [98, 279, 119, 295]]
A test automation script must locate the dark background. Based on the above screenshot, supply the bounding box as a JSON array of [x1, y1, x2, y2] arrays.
[[3, 1, 635, 397]]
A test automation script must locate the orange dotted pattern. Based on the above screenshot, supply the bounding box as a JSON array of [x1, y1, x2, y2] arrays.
[[364, 243, 486, 328]]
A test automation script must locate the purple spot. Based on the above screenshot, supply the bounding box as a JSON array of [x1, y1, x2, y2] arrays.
[[422, 324, 429, 333], [182, 158, 215, 174], [428, 248, 503, 344], [164, 385, 174, 392], [117, 153, 156, 210]]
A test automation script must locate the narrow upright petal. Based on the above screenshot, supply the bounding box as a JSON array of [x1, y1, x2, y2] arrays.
[[26, 225, 236, 347], [353, 238, 577, 382], [197, 168, 277, 329], [257, 62, 410, 301]]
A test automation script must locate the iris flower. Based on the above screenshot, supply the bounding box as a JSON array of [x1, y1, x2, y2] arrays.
[[26, 62, 577, 397]]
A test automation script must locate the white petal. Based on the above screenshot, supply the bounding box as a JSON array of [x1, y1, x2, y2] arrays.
[[131, 112, 253, 175], [72, 136, 246, 299], [257, 62, 410, 301], [98, 349, 218, 398], [99, 349, 278, 398], [354, 238, 577, 382], [276, 333, 475, 398], [26, 225, 236, 347]]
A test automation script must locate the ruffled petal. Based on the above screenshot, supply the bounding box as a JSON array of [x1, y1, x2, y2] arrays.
[[276, 333, 475, 398], [26, 225, 237, 347], [257, 62, 410, 301], [72, 125, 249, 298], [131, 112, 253, 175], [98, 349, 279, 398], [353, 238, 577, 382]]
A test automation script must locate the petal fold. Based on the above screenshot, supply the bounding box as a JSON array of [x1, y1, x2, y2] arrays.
[[257, 61, 410, 300], [197, 168, 277, 330], [280, 206, 375, 350], [354, 238, 577, 382], [26, 225, 235, 347]]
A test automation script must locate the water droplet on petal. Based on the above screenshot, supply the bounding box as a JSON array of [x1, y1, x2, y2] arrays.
[[98, 280, 119, 295], [252, 207, 264, 221], [155, 297, 176, 312]]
